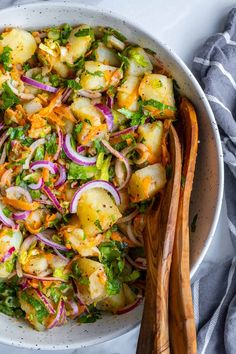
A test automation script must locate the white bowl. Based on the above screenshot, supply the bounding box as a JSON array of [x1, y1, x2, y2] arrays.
[[0, 1, 224, 350]]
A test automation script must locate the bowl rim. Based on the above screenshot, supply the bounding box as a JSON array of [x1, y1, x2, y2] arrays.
[[0, 0, 224, 350]]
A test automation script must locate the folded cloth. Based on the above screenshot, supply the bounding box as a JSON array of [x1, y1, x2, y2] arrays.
[[192, 8, 236, 354]]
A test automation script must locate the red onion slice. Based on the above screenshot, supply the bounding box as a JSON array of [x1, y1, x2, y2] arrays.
[[77, 145, 86, 154], [67, 300, 79, 319], [63, 133, 97, 166], [101, 139, 131, 190], [30, 160, 58, 174], [106, 96, 114, 109], [1, 246, 15, 263], [28, 177, 44, 190], [23, 272, 67, 282], [13, 210, 31, 221], [42, 186, 63, 212], [55, 165, 66, 188], [95, 104, 114, 131], [53, 248, 68, 261], [53, 126, 63, 161], [61, 88, 72, 103], [0, 201, 15, 228], [0, 131, 8, 150], [117, 208, 139, 224], [0, 122, 5, 131], [47, 298, 65, 329], [70, 180, 121, 213], [125, 255, 146, 270], [126, 222, 143, 247], [110, 126, 138, 139], [116, 295, 142, 315], [34, 288, 55, 314], [0, 143, 7, 164], [21, 75, 58, 93], [6, 186, 32, 203], [23, 138, 46, 170], [36, 232, 68, 251]]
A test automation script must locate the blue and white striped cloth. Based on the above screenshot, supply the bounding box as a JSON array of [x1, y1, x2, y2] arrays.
[[192, 8, 236, 354]]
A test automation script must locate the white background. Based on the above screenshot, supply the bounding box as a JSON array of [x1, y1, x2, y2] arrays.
[[1, 0, 236, 353]]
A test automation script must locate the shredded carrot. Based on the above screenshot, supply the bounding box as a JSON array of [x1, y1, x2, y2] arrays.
[[3, 197, 40, 211], [54, 105, 76, 122], [82, 124, 107, 145], [45, 213, 57, 228], [111, 231, 122, 242], [0, 169, 13, 187], [42, 168, 50, 183], [28, 280, 39, 289], [39, 88, 64, 117], [25, 223, 41, 234]]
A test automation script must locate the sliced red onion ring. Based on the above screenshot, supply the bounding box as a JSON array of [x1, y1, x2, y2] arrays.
[[47, 298, 65, 329], [42, 186, 63, 212], [110, 126, 138, 139], [21, 75, 58, 93], [63, 133, 97, 166], [6, 186, 32, 203], [55, 165, 66, 188], [0, 122, 5, 131], [53, 248, 68, 261], [126, 222, 143, 247], [23, 138, 46, 170], [78, 89, 101, 99], [20, 278, 29, 290], [67, 300, 79, 319], [70, 180, 121, 213], [101, 139, 131, 190], [106, 96, 114, 109], [0, 143, 7, 164], [61, 87, 72, 103], [30, 160, 58, 174], [125, 255, 146, 270], [121, 143, 149, 165], [1, 246, 15, 263], [36, 232, 68, 251], [95, 104, 114, 131], [34, 289, 55, 314], [117, 209, 139, 224], [53, 126, 63, 161], [116, 295, 142, 315], [0, 201, 15, 228], [23, 272, 67, 282], [28, 177, 44, 190], [0, 131, 8, 150], [13, 210, 31, 221], [77, 145, 86, 154]]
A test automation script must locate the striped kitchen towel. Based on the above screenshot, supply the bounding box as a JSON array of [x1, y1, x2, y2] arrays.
[[192, 8, 236, 354]]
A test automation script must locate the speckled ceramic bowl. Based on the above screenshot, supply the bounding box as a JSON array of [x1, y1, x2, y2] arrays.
[[0, 1, 224, 350]]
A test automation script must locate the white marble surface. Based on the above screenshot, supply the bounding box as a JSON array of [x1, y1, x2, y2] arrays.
[[0, 0, 235, 352]]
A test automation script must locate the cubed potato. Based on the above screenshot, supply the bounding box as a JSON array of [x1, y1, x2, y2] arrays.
[[0, 227, 22, 279], [138, 121, 163, 163], [126, 47, 153, 77], [80, 61, 117, 91], [128, 163, 167, 202], [97, 286, 125, 312], [93, 42, 120, 66], [70, 97, 106, 144], [75, 258, 107, 303], [51, 57, 70, 78], [0, 29, 37, 64], [139, 73, 175, 118], [66, 25, 94, 64], [77, 188, 122, 237], [117, 75, 141, 111]]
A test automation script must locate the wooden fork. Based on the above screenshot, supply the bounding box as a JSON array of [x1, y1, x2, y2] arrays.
[[137, 124, 182, 354], [169, 97, 198, 354]]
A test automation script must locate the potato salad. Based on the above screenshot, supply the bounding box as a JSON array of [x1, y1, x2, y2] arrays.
[[0, 24, 176, 330]]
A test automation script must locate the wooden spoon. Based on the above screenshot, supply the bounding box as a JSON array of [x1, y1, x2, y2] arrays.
[[169, 97, 198, 354], [137, 124, 182, 354]]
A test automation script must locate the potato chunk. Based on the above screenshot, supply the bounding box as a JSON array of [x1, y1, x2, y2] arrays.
[[128, 163, 166, 202], [77, 188, 122, 237], [126, 47, 153, 76], [117, 75, 141, 111], [80, 61, 117, 91], [94, 42, 120, 66], [0, 29, 37, 64], [75, 258, 107, 303], [138, 121, 163, 163], [66, 25, 94, 64], [139, 74, 175, 118]]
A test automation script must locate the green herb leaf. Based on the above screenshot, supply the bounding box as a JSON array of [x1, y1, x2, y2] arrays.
[[143, 99, 176, 112], [65, 79, 81, 90], [104, 27, 127, 42], [74, 122, 84, 135], [60, 23, 72, 45], [117, 107, 146, 126], [68, 163, 97, 180], [0, 46, 12, 71], [75, 28, 93, 37], [1, 82, 20, 110], [34, 145, 45, 161], [94, 219, 103, 232], [45, 133, 57, 155]]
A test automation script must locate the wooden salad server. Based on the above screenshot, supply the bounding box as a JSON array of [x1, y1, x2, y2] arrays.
[[137, 124, 182, 354], [169, 97, 198, 354]]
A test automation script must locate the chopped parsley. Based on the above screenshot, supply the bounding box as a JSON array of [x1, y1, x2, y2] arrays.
[[0, 46, 12, 71], [104, 27, 127, 42], [60, 23, 72, 45], [118, 107, 146, 126], [1, 82, 20, 110], [143, 99, 176, 112], [79, 305, 101, 323], [68, 163, 97, 180], [75, 28, 93, 37], [74, 122, 84, 135], [94, 219, 103, 232], [45, 133, 57, 155], [65, 79, 81, 90]]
